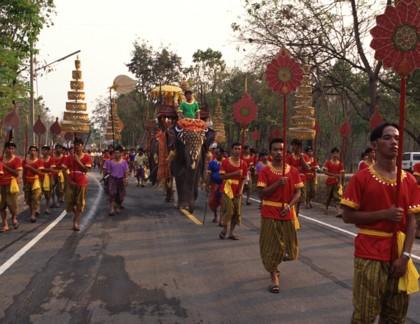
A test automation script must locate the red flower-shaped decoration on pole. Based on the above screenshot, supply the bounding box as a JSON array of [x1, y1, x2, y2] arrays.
[[370, 0, 420, 205], [251, 130, 260, 142], [265, 48, 303, 179], [370, 109, 384, 129], [233, 93, 258, 127], [266, 48, 303, 95], [370, 0, 420, 76], [339, 120, 352, 138]]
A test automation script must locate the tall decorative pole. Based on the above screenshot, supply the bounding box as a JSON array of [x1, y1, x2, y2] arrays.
[[370, 0, 420, 205], [233, 88, 258, 147], [265, 48, 303, 176]]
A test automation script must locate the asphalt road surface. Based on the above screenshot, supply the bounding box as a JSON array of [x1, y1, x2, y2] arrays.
[[0, 172, 419, 324]]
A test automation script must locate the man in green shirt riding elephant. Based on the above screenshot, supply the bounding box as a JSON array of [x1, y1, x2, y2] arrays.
[[177, 89, 200, 119]]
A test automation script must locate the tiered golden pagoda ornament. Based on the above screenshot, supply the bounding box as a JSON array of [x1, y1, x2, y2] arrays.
[[105, 98, 124, 142], [212, 98, 226, 144], [61, 57, 91, 135], [288, 64, 316, 140]]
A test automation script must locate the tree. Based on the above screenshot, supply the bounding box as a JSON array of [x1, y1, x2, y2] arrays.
[[126, 40, 183, 95], [188, 48, 227, 94], [232, 0, 420, 147], [0, 0, 55, 112]]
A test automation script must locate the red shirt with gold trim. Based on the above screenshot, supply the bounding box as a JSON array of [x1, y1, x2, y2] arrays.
[[257, 164, 304, 221], [63, 153, 92, 187], [286, 153, 308, 182], [220, 158, 248, 197], [0, 156, 22, 186], [241, 154, 256, 170], [303, 156, 319, 181], [52, 155, 65, 175], [341, 166, 420, 262], [324, 159, 344, 185], [40, 156, 55, 180], [23, 158, 44, 184]]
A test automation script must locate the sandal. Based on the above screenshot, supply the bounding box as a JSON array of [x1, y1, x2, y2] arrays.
[[228, 235, 239, 240], [13, 221, 20, 230], [30, 217, 36, 223], [219, 231, 226, 240], [0, 227, 10, 233], [72, 225, 80, 231], [269, 285, 280, 294]]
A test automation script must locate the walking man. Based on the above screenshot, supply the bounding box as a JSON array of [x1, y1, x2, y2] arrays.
[[324, 147, 345, 215], [40, 145, 54, 214], [219, 142, 248, 240], [257, 138, 303, 293], [63, 138, 92, 231], [23, 146, 44, 222], [51, 144, 65, 206], [341, 123, 420, 323]]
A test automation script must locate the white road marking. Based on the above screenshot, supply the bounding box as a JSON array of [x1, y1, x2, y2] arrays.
[[0, 210, 67, 276], [0, 174, 103, 276], [248, 197, 420, 262]]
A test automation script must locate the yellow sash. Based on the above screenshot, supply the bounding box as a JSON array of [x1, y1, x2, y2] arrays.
[[397, 231, 419, 294], [32, 176, 41, 191], [10, 177, 19, 193], [223, 179, 239, 199], [262, 200, 300, 230], [43, 174, 50, 191], [58, 170, 65, 183], [337, 184, 343, 197], [359, 228, 419, 294]]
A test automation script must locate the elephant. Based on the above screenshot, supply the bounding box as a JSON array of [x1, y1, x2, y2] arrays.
[[170, 124, 215, 212]]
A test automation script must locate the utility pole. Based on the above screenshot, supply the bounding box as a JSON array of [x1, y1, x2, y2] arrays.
[[29, 47, 35, 145]]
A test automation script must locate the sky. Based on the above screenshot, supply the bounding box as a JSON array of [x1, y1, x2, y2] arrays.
[[36, 0, 247, 119]]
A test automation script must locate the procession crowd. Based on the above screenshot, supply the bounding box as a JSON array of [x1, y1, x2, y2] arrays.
[[1, 122, 419, 323]]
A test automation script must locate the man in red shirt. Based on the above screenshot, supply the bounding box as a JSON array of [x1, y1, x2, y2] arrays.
[[0, 142, 22, 231], [257, 138, 303, 293], [219, 142, 248, 240], [358, 147, 375, 171], [323, 147, 345, 215], [51, 144, 65, 207], [341, 123, 420, 323], [413, 162, 420, 238], [23, 146, 44, 222], [40, 146, 55, 214], [286, 139, 309, 215], [303, 146, 319, 209], [63, 138, 92, 231]]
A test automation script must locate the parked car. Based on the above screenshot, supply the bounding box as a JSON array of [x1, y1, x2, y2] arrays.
[[402, 152, 420, 171]]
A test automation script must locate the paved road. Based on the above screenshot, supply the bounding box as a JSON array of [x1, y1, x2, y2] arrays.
[[0, 172, 419, 323]]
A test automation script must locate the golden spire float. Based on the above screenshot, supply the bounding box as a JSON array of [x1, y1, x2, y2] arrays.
[[61, 56, 90, 135], [288, 64, 316, 140], [212, 98, 226, 144], [105, 98, 124, 142]]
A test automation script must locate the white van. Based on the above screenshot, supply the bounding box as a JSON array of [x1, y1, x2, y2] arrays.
[[402, 152, 420, 171]]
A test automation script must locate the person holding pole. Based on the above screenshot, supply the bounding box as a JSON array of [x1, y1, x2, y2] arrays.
[[257, 138, 303, 293], [341, 123, 420, 323]]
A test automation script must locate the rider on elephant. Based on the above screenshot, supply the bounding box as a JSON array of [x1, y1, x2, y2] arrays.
[[177, 89, 200, 120], [168, 89, 201, 162]]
